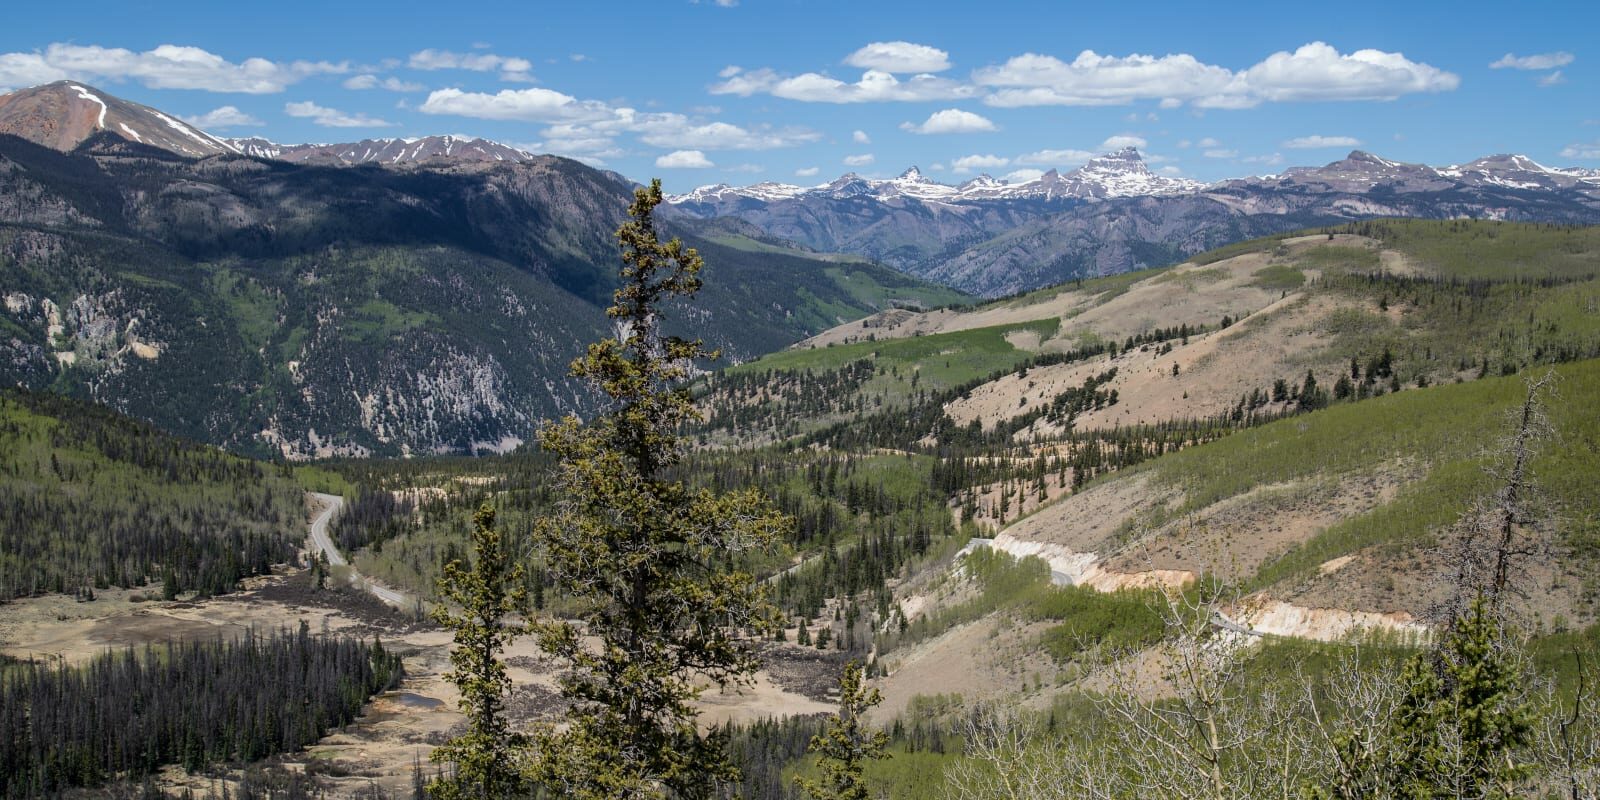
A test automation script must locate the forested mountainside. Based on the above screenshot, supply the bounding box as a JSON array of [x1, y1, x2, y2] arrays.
[[0, 389, 305, 600], [0, 85, 964, 457], [668, 150, 1600, 297]]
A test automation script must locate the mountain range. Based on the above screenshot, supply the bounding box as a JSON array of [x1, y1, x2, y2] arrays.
[[667, 147, 1600, 296], [0, 81, 963, 457], [3, 78, 1600, 455]]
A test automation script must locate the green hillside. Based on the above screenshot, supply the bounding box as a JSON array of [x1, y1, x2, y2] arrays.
[[0, 390, 305, 600]]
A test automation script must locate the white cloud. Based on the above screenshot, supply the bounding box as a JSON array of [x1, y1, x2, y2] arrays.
[[711, 67, 974, 103], [795, 166, 820, 177], [1539, 71, 1566, 87], [950, 154, 1010, 173], [284, 101, 393, 128], [843, 153, 875, 166], [1157, 165, 1184, 176], [1242, 152, 1286, 166], [977, 50, 1235, 107], [418, 87, 614, 122], [655, 149, 714, 168], [637, 120, 820, 150], [182, 106, 262, 129], [1197, 137, 1222, 148], [1203, 148, 1237, 158], [899, 108, 998, 134], [1014, 148, 1093, 166], [1221, 42, 1459, 106], [344, 74, 425, 91], [1490, 52, 1575, 70], [977, 42, 1457, 109], [0, 43, 345, 94], [852, 129, 871, 144], [726, 163, 764, 173], [1282, 135, 1363, 148], [408, 49, 534, 82], [1100, 134, 1148, 150], [1561, 141, 1600, 159], [843, 41, 951, 73], [1001, 168, 1044, 183]]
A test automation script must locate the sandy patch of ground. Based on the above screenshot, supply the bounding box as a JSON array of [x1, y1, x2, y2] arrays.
[[873, 616, 1061, 722], [1099, 469, 1409, 583], [996, 472, 1173, 555]]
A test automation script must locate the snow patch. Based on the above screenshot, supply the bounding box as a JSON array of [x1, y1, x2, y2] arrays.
[[69, 85, 108, 129]]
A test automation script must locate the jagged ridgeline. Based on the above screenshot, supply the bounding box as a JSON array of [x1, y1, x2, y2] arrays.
[[0, 390, 304, 599], [0, 627, 402, 798], [0, 119, 966, 459]]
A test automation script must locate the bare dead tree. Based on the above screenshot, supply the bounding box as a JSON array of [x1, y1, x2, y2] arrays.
[[1434, 369, 1558, 629]]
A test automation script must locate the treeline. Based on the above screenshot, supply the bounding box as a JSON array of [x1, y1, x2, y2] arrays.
[[0, 390, 304, 600], [0, 625, 402, 799]]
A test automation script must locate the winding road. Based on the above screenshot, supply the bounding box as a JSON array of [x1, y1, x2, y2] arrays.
[[306, 492, 416, 612]]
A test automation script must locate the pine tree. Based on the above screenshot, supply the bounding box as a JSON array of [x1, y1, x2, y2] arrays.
[[429, 504, 529, 800], [795, 662, 890, 800], [527, 180, 787, 800]]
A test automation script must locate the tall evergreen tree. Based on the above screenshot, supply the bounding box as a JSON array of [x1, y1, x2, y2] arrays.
[[795, 662, 890, 800], [430, 504, 529, 800], [527, 180, 786, 800]]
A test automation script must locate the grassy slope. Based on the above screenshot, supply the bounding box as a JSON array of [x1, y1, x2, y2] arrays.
[[1095, 357, 1600, 603]]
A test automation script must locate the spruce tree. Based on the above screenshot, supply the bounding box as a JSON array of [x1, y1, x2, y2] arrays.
[[430, 504, 529, 800], [795, 662, 890, 800], [527, 180, 786, 800]]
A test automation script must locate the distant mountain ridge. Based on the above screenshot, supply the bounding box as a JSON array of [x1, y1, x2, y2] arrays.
[[667, 147, 1600, 296]]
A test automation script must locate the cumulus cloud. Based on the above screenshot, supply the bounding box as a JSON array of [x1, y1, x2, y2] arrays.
[[977, 50, 1235, 107], [950, 154, 1010, 173], [843, 41, 951, 73], [1283, 135, 1363, 148], [181, 106, 262, 129], [899, 108, 997, 134], [1203, 148, 1237, 158], [726, 163, 764, 173], [1490, 52, 1575, 70], [284, 101, 393, 127], [1561, 141, 1600, 159], [1225, 42, 1459, 105], [655, 149, 714, 168], [1197, 137, 1222, 148], [1001, 168, 1045, 183], [408, 49, 534, 82], [711, 66, 974, 103], [1014, 148, 1094, 166], [1100, 134, 1148, 150], [843, 153, 875, 166], [418, 87, 614, 122], [0, 43, 346, 94], [1539, 71, 1566, 87], [344, 74, 425, 91], [795, 166, 820, 177], [976, 42, 1456, 109], [852, 129, 871, 144]]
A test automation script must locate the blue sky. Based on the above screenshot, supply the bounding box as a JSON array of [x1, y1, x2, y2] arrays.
[[3, 0, 1595, 190]]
